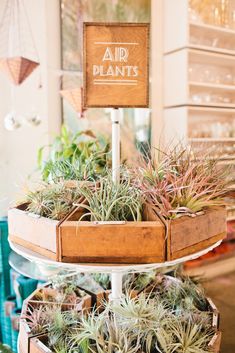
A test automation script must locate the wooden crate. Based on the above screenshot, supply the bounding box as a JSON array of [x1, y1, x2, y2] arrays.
[[209, 331, 222, 353], [26, 284, 92, 312], [19, 301, 44, 353], [29, 323, 222, 353], [30, 335, 50, 353], [8, 203, 226, 264], [76, 275, 106, 308], [167, 207, 227, 260], [19, 284, 91, 353]]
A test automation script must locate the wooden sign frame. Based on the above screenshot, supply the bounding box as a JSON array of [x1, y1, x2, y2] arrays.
[[83, 22, 150, 108]]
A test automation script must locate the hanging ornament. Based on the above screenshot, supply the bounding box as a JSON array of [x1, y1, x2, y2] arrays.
[[60, 87, 86, 118], [0, 0, 39, 85], [4, 111, 21, 131]]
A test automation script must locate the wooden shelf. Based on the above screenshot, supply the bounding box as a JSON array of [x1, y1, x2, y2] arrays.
[[188, 106, 235, 113], [189, 48, 235, 67], [189, 22, 235, 56], [189, 138, 235, 142], [188, 102, 235, 109], [190, 22, 235, 36], [189, 81, 235, 91], [189, 44, 235, 57], [163, 0, 235, 152]]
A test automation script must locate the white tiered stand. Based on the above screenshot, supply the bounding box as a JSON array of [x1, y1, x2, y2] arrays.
[[9, 109, 223, 300]]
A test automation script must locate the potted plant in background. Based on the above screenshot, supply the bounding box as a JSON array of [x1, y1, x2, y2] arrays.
[[37, 125, 111, 184]]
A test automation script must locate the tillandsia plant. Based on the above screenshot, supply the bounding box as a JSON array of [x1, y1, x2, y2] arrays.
[[33, 280, 87, 305], [22, 304, 49, 334], [136, 143, 230, 219], [26, 182, 82, 220], [91, 273, 111, 290], [38, 125, 111, 182], [75, 171, 142, 222], [30, 273, 217, 353], [68, 290, 214, 353]]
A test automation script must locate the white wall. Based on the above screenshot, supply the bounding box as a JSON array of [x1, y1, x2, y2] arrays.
[[0, 0, 61, 217]]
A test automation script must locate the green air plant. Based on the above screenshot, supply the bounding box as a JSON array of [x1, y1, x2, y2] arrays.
[[168, 321, 214, 353], [26, 182, 82, 220], [75, 172, 142, 222], [91, 273, 111, 290], [46, 307, 80, 349], [41, 273, 217, 353], [38, 125, 111, 182], [136, 144, 229, 219], [124, 270, 157, 293]]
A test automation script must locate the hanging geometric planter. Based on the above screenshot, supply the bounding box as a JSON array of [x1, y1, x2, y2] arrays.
[[0, 57, 39, 85], [60, 87, 86, 118], [0, 0, 39, 85]]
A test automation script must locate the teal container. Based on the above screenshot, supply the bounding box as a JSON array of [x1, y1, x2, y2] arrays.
[[2, 296, 16, 347], [0, 219, 11, 343], [0, 219, 11, 296], [16, 276, 38, 307], [11, 308, 21, 353]]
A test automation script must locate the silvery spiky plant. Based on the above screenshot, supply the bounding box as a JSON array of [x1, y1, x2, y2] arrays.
[[75, 171, 142, 222], [26, 273, 216, 353], [26, 182, 82, 220]]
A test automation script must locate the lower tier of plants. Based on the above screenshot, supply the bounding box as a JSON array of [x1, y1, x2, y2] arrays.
[[19, 271, 221, 353]]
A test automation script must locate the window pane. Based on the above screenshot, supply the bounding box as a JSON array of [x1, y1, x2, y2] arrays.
[[60, 0, 151, 159], [61, 0, 151, 71]]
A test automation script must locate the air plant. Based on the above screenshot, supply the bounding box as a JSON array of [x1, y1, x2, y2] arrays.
[[136, 144, 230, 219], [46, 308, 80, 348], [38, 125, 111, 182], [168, 321, 214, 353], [124, 270, 157, 293], [75, 172, 142, 222], [26, 182, 82, 220], [33, 283, 86, 305], [22, 304, 48, 334], [91, 273, 111, 290], [34, 273, 217, 353]]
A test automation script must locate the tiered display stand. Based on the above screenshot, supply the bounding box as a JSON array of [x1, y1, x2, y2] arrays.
[[7, 23, 226, 353], [9, 108, 224, 353], [8, 107, 224, 299]]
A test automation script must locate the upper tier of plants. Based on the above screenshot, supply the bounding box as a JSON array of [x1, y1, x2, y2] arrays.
[[23, 129, 229, 221]]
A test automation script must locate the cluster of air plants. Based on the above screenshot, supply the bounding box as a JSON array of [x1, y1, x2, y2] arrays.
[[68, 285, 214, 353], [75, 171, 142, 222], [32, 282, 87, 305], [135, 144, 229, 219], [38, 125, 111, 182], [26, 182, 82, 220], [23, 273, 217, 353]]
